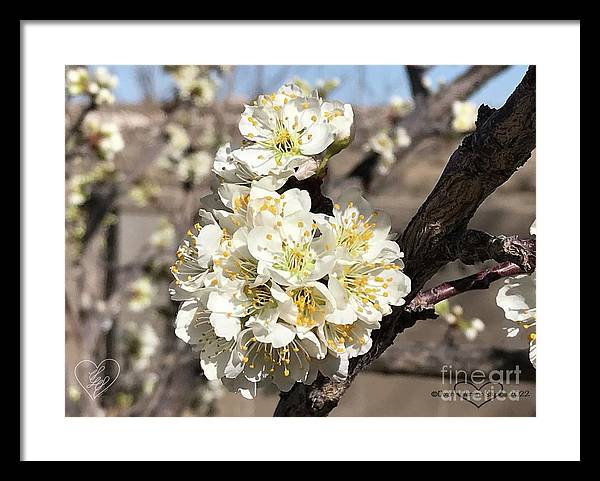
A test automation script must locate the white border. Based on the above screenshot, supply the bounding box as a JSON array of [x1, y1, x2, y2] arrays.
[[23, 21, 580, 461]]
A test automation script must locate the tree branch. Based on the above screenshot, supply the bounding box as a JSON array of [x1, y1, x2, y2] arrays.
[[406, 65, 431, 107], [409, 261, 526, 310], [398, 256, 532, 317], [274, 65, 536, 417], [444, 230, 536, 272], [65, 101, 95, 146]]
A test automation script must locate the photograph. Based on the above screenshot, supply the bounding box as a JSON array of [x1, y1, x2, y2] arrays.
[[64, 64, 537, 417]]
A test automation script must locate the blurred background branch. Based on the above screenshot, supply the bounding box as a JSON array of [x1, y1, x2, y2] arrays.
[[369, 341, 536, 382]]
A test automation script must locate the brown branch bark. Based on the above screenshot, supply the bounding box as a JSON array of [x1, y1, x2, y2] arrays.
[[273, 65, 536, 417], [445, 230, 536, 272]]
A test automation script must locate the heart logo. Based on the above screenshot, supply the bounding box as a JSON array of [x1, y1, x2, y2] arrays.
[[74, 359, 120, 400], [453, 381, 503, 409]]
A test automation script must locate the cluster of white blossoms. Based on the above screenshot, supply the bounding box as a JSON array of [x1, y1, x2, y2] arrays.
[[176, 151, 214, 183], [389, 96, 415, 118], [128, 276, 157, 312], [67, 160, 116, 207], [128, 180, 161, 208], [366, 127, 412, 175], [166, 65, 217, 108], [150, 218, 176, 250], [66, 66, 118, 106], [157, 122, 218, 186], [496, 220, 537, 368], [82, 118, 125, 160], [123, 321, 160, 371], [214, 84, 354, 187], [435, 300, 485, 341], [451, 100, 478, 133], [172, 84, 411, 398]]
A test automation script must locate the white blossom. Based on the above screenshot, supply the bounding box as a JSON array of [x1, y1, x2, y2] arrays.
[[82, 118, 124, 160], [213, 142, 290, 190], [318, 188, 400, 263], [91, 67, 118, 105], [164, 123, 191, 156], [94, 88, 115, 106], [150, 218, 176, 249], [68, 174, 89, 206], [389, 96, 414, 118], [67, 385, 81, 402], [234, 327, 325, 392], [464, 317, 485, 341], [66, 66, 118, 106], [395, 127, 411, 149], [128, 276, 156, 312], [321, 191, 410, 330], [176, 151, 214, 183], [236, 89, 335, 176], [321, 100, 354, 158], [371, 127, 411, 175], [175, 296, 243, 381], [229, 84, 353, 184], [435, 300, 485, 341], [328, 260, 410, 327], [496, 273, 536, 367], [471, 318, 485, 332], [94, 66, 118, 90], [200, 379, 225, 405], [124, 321, 160, 370], [170, 66, 216, 107], [128, 181, 160, 208], [66, 67, 91, 96], [170, 221, 225, 296], [368, 131, 396, 174], [452, 100, 478, 133]]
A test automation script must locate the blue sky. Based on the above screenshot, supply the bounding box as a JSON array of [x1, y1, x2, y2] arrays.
[[96, 65, 528, 108]]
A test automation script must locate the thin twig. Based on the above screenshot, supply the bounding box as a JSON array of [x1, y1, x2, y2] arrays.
[[409, 262, 525, 310]]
